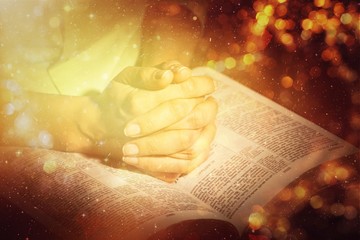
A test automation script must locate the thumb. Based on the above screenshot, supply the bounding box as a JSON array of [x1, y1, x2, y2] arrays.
[[114, 66, 174, 90]]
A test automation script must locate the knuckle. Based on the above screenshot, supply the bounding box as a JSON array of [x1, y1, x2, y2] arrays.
[[168, 100, 187, 119], [177, 131, 196, 149]]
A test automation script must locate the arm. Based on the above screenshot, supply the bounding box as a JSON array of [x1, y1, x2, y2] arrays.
[[0, 66, 216, 172]]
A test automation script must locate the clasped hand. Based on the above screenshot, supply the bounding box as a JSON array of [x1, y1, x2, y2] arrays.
[[82, 61, 217, 177]]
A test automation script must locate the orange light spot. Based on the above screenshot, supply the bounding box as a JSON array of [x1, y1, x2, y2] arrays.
[[276, 4, 288, 17], [315, 11, 328, 25], [281, 76, 293, 88], [245, 41, 257, 53], [310, 195, 324, 209], [280, 33, 294, 46], [264, 5, 274, 16], [275, 19, 286, 30], [301, 30, 312, 40], [285, 19, 295, 30], [243, 53, 255, 65], [333, 3, 345, 17], [321, 48, 335, 61], [248, 212, 266, 230], [302, 19, 314, 30], [256, 12, 270, 26], [294, 186, 307, 199], [335, 167, 350, 181], [314, 0, 325, 8], [340, 13, 352, 25], [251, 23, 266, 36], [253, 1, 265, 12]]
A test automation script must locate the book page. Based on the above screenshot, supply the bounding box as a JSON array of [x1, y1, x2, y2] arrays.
[[0, 147, 222, 240], [177, 67, 359, 233]]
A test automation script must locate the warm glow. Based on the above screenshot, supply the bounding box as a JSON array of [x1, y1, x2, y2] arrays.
[[340, 13, 352, 25], [276, 4, 288, 17], [263, 5, 274, 16], [275, 19, 286, 30], [294, 186, 307, 199], [281, 76, 293, 88], [248, 212, 266, 230], [302, 19, 314, 30], [224, 57, 236, 69], [243, 53, 256, 65], [280, 33, 294, 46], [310, 195, 324, 209], [333, 3, 345, 17], [256, 12, 270, 26], [314, 0, 325, 8], [245, 41, 257, 52]]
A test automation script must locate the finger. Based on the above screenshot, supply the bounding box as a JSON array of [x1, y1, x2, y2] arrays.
[[122, 76, 216, 115], [122, 129, 202, 157], [169, 123, 216, 160], [124, 98, 204, 137], [122, 148, 210, 173], [156, 60, 192, 83], [114, 66, 174, 90], [165, 97, 218, 131]]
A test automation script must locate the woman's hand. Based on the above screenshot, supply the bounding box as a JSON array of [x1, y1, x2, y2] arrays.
[[81, 61, 217, 176]]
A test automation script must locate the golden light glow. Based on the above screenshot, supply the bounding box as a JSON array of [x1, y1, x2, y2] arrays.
[[256, 12, 270, 26], [281, 76, 293, 88], [243, 53, 256, 65], [248, 212, 266, 230], [310, 195, 324, 209], [263, 5, 274, 17], [43, 159, 58, 174], [280, 33, 294, 46], [302, 19, 314, 30], [340, 13, 352, 25], [314, 0, 325, 8], [224, 57, 236, 69], [334, 167, 350, 180], [276, 4, 288, 17], [275, 19, 286, 30], [245, 41, 257, 53], [333, 3, 345, 17], [294, 186, 307, 199], [301, 30, 312, 40]]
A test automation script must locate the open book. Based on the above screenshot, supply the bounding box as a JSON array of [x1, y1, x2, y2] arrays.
[[0, 67, 358, 239]]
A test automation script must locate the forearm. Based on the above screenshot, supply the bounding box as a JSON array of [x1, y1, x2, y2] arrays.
[[139, 1, 205, 67], [0, 81, 95, 153]]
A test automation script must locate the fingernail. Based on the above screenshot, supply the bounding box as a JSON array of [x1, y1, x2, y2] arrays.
[[124, 123, 141, 137], [122, 143, 139, 155], [123, 157, 138, 165], [154, 70, 172, 80]]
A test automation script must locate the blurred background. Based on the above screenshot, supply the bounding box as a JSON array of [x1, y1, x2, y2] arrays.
[[193, 0, 359, 239]]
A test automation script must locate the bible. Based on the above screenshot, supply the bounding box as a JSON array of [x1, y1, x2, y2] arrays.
[[0, 67, 358, 239]]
